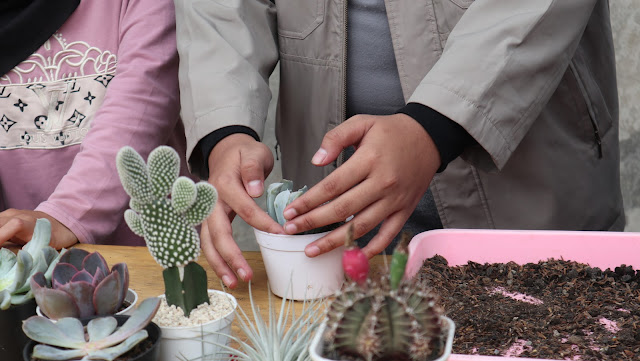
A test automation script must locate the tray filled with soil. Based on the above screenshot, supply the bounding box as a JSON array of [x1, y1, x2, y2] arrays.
[[405, 229, 640, 361]]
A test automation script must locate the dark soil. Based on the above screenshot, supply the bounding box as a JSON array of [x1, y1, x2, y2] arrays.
[[418, 256, 640, 360]]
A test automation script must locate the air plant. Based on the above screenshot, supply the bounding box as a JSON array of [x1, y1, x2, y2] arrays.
[[0, 218, 63, 310], [207, 282, 324, 361], [31, 248, 129, 319], [116, 145, 217, 317], [265, 179, 341, 234], [321, 228, 451, 361], [22, 297, 160, 361]]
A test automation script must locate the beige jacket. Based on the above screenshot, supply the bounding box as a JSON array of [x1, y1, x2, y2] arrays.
[[174, 0, 624, 231]]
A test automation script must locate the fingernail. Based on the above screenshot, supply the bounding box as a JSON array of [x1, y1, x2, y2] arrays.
[[283, 208, 298, 220], [237, 268, 247, 281], [222, 275, 232, 287], [247, 180, 263, 197], [306, 245, 320, 257], [284, 223, 297, 234], [311, 148, 327, 165]]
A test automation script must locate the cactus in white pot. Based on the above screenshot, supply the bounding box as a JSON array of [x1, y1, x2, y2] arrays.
[[116, 145, 217, 317]]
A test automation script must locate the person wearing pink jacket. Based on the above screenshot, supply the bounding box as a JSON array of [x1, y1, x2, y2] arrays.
[[0, 0, 187, 248]]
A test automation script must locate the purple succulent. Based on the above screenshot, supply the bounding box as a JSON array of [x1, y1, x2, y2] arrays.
[[31, 248, 129, 319]]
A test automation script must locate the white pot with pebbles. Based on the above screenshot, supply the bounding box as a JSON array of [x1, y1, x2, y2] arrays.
[[153, 289, 237, 361]]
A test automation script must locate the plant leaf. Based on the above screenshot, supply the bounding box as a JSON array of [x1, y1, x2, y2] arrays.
[[58, 281, 95, 318], [23, 316, 85, 348], [94, 271, 122, 315], [87, 316, 118, 342], [87, 330, 148, 361], [82, 252, 109, 278], [32, 344, 87, 360], [0, 248, 17, 291], [274, 190, 291, 226], [52, 263, 80, 287], [59, 248, 90, 270], [182, 261, 209, 316], [111, 264, 129, 306], [91, 297, 159, 349]]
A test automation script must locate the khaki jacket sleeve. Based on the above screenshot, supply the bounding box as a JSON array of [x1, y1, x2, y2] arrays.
[[173, 0, 279, 165], [408, 0, 599, 170]]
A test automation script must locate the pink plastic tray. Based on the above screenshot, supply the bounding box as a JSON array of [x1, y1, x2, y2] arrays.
[[405, 228, 640, 361]]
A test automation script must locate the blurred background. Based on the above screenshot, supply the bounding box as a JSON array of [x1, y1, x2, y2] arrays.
[[233, 1, 640, 251]]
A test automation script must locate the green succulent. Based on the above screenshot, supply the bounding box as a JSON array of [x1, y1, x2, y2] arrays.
[[22, 297, 160, 361], [116, 145, 216, 317], [0, 218, 63, 309]]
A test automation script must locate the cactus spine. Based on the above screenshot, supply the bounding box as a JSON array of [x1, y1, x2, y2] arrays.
[[323, 233, 447, 361], [116, 146, 216, 316]]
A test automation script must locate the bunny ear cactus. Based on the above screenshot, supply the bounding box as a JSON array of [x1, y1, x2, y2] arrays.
[[0, 219, 63, 309], [116, 145, 217, 317], [31, 248, 130, 319], [22, 297, 160, 361], [322, 232, 449, 361]]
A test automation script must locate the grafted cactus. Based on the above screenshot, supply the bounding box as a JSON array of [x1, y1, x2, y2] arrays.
[[0, 219, 63, 310], [116, 146, 217, 316], [322, 232, 450, 361], [22, 297, 160, 361], [31, 248, 129, 319]]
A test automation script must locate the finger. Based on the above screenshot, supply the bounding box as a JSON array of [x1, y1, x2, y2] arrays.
[[205, 204, 254, 287], [284, 177, 378, 235], [0, 217, 32, 246], [223, 181, 284, 235], [200, 219, 237, 288], [284, 153, 371, 223], [240, 145, 274, 198], [311, 115, 373, 166], [361, 211, 408, 258]]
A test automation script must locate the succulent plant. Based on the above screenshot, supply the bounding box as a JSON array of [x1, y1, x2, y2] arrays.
[[0, 218, 63, 310], [116, 145, 217, 317], [265, 179, 341, 234], [22, 296, 160, 361], [321, 231, 449, 361], [31, 248, 129, 319], [208, 282, 324, 361]]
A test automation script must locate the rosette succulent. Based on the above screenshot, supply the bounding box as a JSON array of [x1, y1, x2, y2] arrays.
[[321, 231, 451, 361], [31, 248, 129, 319], [116, 145, 217, 317], [0, 218, 63, 310], [22, 297, 160, 361]]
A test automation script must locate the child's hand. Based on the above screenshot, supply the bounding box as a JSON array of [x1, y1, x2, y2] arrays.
[[0, 210, 78, 249]]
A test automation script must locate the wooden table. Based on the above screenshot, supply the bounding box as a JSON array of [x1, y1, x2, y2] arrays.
[[69, 244, 389, 341]]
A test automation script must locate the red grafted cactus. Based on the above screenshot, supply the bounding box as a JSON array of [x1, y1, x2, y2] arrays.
[[31, 248, 129, 319]]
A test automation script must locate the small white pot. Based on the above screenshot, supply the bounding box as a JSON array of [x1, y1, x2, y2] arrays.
[[156, 290, 237, 361], [36, 288, 138, 319], [254, 228, 344, 301], [309, 316, 456, 361]]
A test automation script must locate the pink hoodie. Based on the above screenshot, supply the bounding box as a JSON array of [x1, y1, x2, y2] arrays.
[[0, 0, 186, 246]]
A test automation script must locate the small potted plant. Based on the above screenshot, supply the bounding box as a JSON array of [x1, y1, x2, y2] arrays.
[[22, 296, 162, 361], [116, 145, 237, 361], [254, 180, 345, 300], [0, 218, 63, 359], [31, 248, 137, 320], [309, 228, 455, 361]]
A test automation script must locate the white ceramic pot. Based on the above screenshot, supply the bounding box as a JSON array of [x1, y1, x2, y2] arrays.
[[36, 288, 138, 319], [309, 316, 456, 361], [156, 290, 237, 361], [254, 228, 344, 301]]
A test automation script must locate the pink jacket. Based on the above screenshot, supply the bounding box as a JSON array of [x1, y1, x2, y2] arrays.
[[0, 0, 186, 246]]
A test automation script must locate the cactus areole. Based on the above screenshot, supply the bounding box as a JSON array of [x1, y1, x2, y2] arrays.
[[116, 146, 217, 317]]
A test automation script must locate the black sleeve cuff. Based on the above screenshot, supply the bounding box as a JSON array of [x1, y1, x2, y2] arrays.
[[397, 103, 474, 172], [190, 125, 260, 179]]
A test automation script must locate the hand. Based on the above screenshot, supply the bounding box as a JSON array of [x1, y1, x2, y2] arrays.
[[0, 209, 78, 249], [201, 133, 284, 288], [282, 113, 441, 258]]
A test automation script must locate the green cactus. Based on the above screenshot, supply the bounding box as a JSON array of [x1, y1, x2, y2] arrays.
[[321, 233, 449, 361], [116, 146, 216, 316]]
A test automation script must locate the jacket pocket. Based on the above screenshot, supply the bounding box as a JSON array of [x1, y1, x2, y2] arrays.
[[277, 0, 325, 39], [432, 0, 473, 47], [448, 0, 474, 9]]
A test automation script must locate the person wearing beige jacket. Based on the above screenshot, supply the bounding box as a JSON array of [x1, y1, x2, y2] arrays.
[[173, 0, 624, 288]]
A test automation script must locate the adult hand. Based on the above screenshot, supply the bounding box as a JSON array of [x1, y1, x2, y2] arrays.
[[0, 209, 78, 249], [282, 113, 441, 259], [202, 133, 284, 288]]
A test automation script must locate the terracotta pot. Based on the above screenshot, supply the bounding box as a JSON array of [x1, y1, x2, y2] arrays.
[[0, 298, 36, 360]]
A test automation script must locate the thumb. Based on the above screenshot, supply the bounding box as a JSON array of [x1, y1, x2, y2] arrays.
[[312, 115, 372, 166], [240, 145, 274, 198]]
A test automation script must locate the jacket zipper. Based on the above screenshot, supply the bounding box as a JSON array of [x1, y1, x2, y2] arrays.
[[336, 0, 348, 169]]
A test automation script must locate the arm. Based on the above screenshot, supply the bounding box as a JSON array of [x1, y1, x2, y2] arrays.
[[174, 0, 281, 288], [410, 0, 599, 170], [35, 0, 182, 244]]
